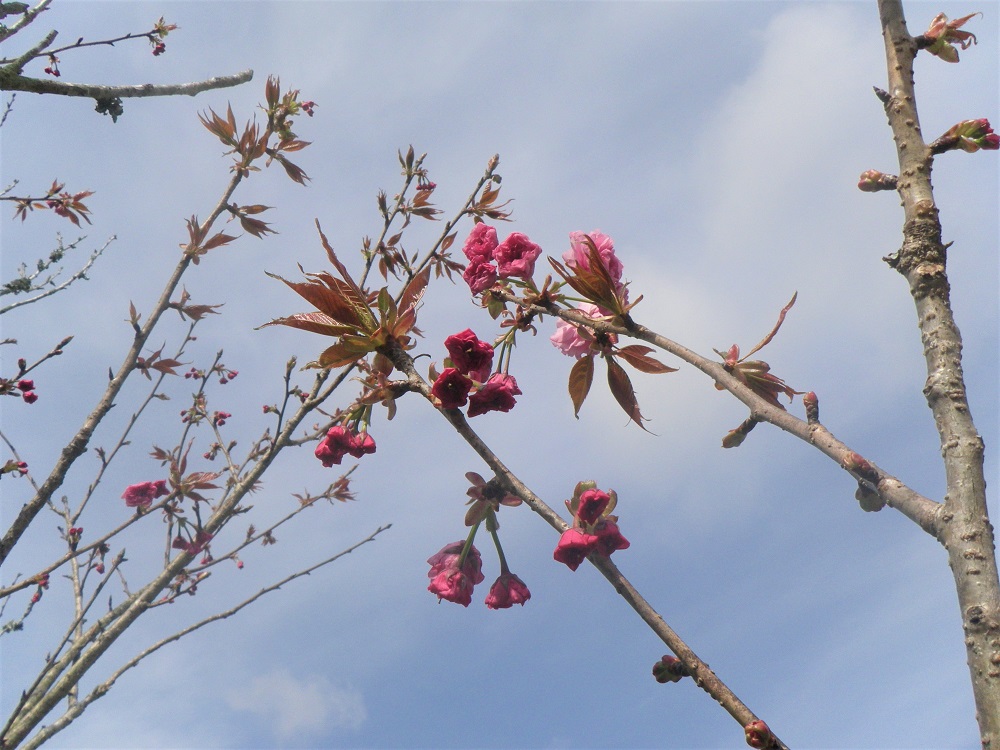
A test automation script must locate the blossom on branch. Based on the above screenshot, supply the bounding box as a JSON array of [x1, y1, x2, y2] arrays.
[[427, 541, 485, 606], [315, 425, 376, 467], [485, 572, 531, 609], [444, 329, 494, 382], [431, 368, 474, 409], [122, 479, 169, 509], [467, 373, 522, 417], [553, 528, 601, 571], [494, 232, 542, 280]]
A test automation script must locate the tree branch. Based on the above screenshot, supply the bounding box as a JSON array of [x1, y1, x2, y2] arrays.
[[876, 0, 1000, 741], [380, 340, 788, 749]]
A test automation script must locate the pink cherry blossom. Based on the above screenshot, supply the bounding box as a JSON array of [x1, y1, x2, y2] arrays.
[[494, 232, 542, 280], [553, 528, 600, 571], [550, 303, 608, 358], [562, 230, 624, 286], [462, 259, 498, 295], [461, 223, 498, 263], [427, 541, 485, 607], [122, 480, 169, 509], [485, 573, 531, 609], [576, 489, 611, 525]]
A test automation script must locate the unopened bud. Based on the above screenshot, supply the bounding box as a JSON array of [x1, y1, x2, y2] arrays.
[[744, 720, 773, 748], [652, 655, 689, 684], [803, 391, 819, 423], [842, 452, 879, 485], [857, 169, 898, 192]]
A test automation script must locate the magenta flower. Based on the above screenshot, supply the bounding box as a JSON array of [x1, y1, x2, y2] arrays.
[[461, 223, 499, 263], [485, 572, 532, 609], [467, 373, 522, 417], [576, 489, 611, 525], [122, 479, 169, 509], [315, 425, 376, 466], [427, 541, 485, 607], [563, 230, 624, 287], [348, 431, 376, 458], [444, 329, 494, 382], [553, 528, 600, 571], [462, 259, 498, 295], [16, 379, 34, 391], [592, 519, 631, 556], [495, 232, 542, 280], [21, 391, 38, 404], [431, 368, 474, 409], [315, 426, 354, 466]]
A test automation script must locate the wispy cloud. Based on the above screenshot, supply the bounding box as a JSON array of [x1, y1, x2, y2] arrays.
[[226, 669, 366, 741]]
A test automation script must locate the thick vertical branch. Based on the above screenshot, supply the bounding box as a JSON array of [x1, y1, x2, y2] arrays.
[[877, 0, 1000, 743]]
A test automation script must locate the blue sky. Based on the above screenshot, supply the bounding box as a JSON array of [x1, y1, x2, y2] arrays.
[[1, 1, 997, 748]]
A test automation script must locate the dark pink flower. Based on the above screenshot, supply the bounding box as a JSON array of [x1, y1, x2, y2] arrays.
[[593, 519, 630, 557], [315, 426, 355, 466], [576, 489, 611, 525], [427, 541, 485, 607], [553, 528, 600, 571], [495, 232, 542, 280], [462, 259, 498, 295], [16, 380, 34, 391], [563, 230, 624, 286], [461, 223, 499, 263], [316, 426, 375, 466], [467, 373, 522, 417], [347, 431, 376, 459], [431, 368, 474, 409], [444, 329, 494, 381], [485, 573, 532, 609], [122, 479, 169, 509], [21, 391, 38, 404]]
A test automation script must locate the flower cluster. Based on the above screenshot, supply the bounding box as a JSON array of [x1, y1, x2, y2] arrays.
[[13, 379, 38, 404], [315, 425, 376, 467], [122, 479, 169, 509], [430, 330, 522, 417], [426, 540, 530, 609], [550, 231, 626, 357], [553, 483, 630, 571], [461, 223, 543, 295]]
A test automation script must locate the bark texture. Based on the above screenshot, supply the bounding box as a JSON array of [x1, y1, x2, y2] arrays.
[[878, 1, 1000, 744]]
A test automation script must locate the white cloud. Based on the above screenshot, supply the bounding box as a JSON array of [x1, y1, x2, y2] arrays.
[[226, 669, 366, 741]]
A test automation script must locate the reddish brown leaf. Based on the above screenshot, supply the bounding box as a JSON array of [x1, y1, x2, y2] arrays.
[[606, 357, 647, 428], [616, 345, 678, 375], [202, 232, 238, 251], [568, 354, 594, 418]]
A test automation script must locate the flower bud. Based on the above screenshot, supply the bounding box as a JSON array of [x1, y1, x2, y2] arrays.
[[857, 169, 898, 192], [803, 391, 819, 423], [744, 720, 773, 748], [652, 655, 689, 683], [842, 452, 879, 485]]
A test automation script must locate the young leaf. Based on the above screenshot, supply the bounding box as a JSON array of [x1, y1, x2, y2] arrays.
[[606, 357, 647, 428], [616, 345, 678, 375], [568, 354, 595, 418]]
